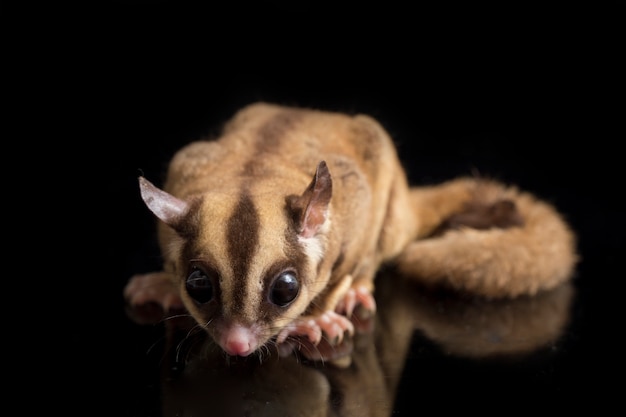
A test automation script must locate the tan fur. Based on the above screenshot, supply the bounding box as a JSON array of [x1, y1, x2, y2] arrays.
[[126, 101, 578, 357], [396, 178, 578, 298]]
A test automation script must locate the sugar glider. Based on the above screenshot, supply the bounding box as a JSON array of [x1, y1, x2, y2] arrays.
[[124, 102, 577, 357]]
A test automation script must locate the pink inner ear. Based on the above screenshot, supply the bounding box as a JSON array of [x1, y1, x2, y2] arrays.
[[299, 161, 332, 238], [139, 176, 188, 225], [300, 205, 326, 238]]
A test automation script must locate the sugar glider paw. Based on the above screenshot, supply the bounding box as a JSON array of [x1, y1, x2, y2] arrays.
[[277, 311, 355, 346], [124, 271, 183, 312], [335, 284, 377, 317]]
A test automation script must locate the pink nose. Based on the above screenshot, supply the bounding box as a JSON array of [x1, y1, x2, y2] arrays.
[[225, 339, 252, 356], [223, 325, 257, 356]]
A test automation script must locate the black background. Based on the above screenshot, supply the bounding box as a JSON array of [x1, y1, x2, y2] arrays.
[[9, 1, 622, 415]]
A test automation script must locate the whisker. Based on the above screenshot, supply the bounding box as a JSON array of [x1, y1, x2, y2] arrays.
[[144, 334, 167, 357], [160, 313, 193, 322], [295, 336, 325, 366], [173, 321, 211, 365]]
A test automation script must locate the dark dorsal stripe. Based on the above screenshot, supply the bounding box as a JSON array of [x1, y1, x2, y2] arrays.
[[226, 192, 260, 307], [229, 111, 297, 306], [241, 109, 303, 176], [255, 108, 302, 149]]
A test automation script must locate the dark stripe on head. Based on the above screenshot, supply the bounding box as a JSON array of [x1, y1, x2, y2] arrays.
[[226, 193, 260, 307]]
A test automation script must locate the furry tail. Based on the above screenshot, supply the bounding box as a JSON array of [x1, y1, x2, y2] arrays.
[[394, 177, 578, 298]]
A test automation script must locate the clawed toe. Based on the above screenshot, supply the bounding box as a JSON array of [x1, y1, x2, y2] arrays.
[[336, 285, 376, 316], [277, 310, 355, 347]]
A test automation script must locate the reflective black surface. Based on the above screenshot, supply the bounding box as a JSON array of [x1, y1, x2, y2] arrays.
[[22, 2, 620, 415], [118, 273, 579, 416]]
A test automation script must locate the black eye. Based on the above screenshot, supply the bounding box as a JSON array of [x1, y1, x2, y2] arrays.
[[270, 271, 299, 307], [186, 268, 214, 304]]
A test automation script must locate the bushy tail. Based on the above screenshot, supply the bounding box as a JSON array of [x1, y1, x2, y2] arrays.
[[394, 177, 578, 298]]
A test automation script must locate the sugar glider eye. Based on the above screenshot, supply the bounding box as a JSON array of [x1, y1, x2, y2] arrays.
[[269, 271, 299, 307], [186, 267, 215, 304]]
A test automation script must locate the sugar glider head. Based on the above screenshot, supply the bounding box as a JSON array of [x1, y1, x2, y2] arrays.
[[138, 161, 333, 357]]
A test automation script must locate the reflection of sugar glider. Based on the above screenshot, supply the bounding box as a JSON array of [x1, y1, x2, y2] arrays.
[[124, 102, 578, 357]]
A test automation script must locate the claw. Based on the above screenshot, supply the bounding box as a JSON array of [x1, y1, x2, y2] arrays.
[[319, 311, 354, 343], [335, 284, 376, 317], [354, 285, 376, 313], [276, 311, 354, 348], [277, 319, 322, 345], [339, 289, 358, 317]]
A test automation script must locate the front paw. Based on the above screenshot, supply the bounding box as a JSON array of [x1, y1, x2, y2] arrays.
[[124, 272, 183, 323], [335, 284, 377, 317], [277, 310, 355, 346]]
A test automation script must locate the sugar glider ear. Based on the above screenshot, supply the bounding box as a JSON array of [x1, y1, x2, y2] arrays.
[[138, 176, 189, 227], [289, 161, 333, 239]]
